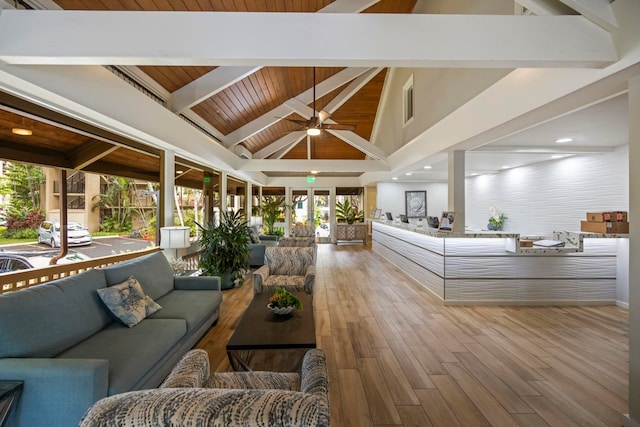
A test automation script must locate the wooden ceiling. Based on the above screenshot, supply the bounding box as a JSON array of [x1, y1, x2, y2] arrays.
[[0, 0, 417, 184]]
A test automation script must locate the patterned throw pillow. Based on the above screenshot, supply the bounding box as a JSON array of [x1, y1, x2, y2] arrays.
[[97, 276, 161, 327], [248, 226, 261, 244]]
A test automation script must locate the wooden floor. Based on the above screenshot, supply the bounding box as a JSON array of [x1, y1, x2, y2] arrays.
[[195, 243, 629, 427]]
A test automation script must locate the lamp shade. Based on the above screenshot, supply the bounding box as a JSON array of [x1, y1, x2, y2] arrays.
[[159, 226, 191, 249]]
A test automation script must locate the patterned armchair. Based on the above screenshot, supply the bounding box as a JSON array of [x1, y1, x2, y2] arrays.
[[253, 246, 316, 294], [79, 349, 330, 427], [278, 225, 316, 248]]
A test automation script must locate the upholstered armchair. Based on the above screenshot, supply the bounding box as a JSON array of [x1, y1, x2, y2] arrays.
[[278, 225, 316, 247], [79, 349, 330, 427], [253, 246, 316, 294]]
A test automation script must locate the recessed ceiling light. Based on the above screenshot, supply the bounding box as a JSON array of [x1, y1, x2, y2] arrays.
[[12, 128, 32, 136], [392, 177, 398, 180], [551, 155, 564, 159], [555, 137, 573, 143], [176, 170, 184, 174], [471, 173, 478, 176], [423, 165, 432, 169], [501, 166, 510, 169], [405, 172, 412, 176]]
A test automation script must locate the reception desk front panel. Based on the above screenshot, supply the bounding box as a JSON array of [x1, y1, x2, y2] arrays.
[[372, 221, 619, 305]]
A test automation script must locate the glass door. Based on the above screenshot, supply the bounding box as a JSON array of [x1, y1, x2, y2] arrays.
[[313, 189, 331, 243]]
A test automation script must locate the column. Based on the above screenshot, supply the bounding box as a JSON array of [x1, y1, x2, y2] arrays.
[[160, 150, 175, 228], [448, 150, 465, 233], [246, 182, 253, 218], [624, 74, 640, 427], [220, 171, 227, 216]]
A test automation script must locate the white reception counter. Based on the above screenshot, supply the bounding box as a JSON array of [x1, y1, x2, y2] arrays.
[[371, 220, 628, 305]]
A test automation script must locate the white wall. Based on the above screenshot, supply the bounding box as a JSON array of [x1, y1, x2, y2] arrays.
[[465, 146, 629, 236], [377, 182, 447, 221]]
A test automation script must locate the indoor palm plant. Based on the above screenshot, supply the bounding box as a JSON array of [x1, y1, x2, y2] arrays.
[[196, 210, 250, 290], [260, 195, 286, 236], [336, 199, 364, 224]]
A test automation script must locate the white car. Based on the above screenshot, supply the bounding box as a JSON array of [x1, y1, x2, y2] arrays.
[[38, 221, 93, 247]]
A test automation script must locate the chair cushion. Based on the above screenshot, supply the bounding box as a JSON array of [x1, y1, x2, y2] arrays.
[[206, 372, 300, 391], [150, 290, 222, 332], [248, 226, 261, 243], [263, 275, 306, 293], [265, 247, 314, 276]]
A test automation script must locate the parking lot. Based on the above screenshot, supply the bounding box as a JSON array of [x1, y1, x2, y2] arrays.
[[0, 236, 154, 259]]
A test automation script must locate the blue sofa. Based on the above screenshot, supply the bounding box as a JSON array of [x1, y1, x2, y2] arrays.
[[0, 251, 222, 427]]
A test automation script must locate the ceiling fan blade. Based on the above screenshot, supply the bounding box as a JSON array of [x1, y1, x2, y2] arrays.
[[318, 110, 331, 124], [281, 118, 310, 126], [322, 123, 356, 131], [319, 129, 331, 139]]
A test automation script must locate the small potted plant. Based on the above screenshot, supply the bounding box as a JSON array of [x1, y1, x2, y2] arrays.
[[488, 206, 507, 231], [267, 287, 303, 315], [336, 200, 364, 224]]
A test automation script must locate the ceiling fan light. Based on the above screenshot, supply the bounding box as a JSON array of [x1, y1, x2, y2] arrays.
[[307, 128, 321, 136]]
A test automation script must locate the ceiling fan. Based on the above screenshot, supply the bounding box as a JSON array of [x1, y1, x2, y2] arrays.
[[284, 67, 356, 137]]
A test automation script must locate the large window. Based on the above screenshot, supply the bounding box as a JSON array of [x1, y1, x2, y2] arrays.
[[403, 74, 414, 125]]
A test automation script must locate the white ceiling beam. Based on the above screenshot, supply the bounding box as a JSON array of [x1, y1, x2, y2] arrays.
[[170, 66, 260, 114], [0, 11, 617, 68], [285, 100, 388, 161], [514, 0, 575, 16], [239, 159, 389, 173], [557, 0, 618, 31], [323, 67, 384, 114], [253, 132, 306, 159], [472, 145, 615, 153], [224, 67, 370, 147]]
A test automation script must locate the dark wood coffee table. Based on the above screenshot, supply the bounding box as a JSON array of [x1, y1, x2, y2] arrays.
[[226, 292, 315, 372]]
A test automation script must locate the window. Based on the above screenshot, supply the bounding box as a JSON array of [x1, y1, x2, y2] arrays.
[[403, 75, 414, 124]]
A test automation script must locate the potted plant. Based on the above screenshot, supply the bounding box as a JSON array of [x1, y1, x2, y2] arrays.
[[196, 210, 250, 290], [267, 287, 303, 315], [260, 195, 286, 236], [336, 199, 364, 224], [488, 206, 507, 231]]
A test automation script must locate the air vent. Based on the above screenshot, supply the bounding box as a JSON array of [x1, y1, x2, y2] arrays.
[[234, 145, 252, 159]]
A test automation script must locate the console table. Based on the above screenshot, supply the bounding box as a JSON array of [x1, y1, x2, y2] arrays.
[[335, 223, 367, 244], [0, 381, 23, 427]]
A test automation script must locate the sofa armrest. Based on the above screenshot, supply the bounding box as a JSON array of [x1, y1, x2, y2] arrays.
[[304, 264, 316, 294], [174, 275, 221, 291], [80, 389, 330, 427], [0, 358, 109, 427], [160, 349, 209, 389], [253, 265, 270, 293]]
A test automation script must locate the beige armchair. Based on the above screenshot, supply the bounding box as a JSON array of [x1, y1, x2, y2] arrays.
[[279, 225, 316, 247], [253, 246, 316, 294], [79, 349, 330, 427]]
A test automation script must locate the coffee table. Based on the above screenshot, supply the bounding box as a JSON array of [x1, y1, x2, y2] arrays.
[[226, 292, 315, 372]]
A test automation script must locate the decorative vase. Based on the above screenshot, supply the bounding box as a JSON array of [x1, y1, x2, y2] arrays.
[[267, 303, 295, 315], [487, 223, 501, 231]]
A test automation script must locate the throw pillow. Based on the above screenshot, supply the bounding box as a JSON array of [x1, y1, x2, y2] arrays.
[[97, 276, 161, 327], [248, 226, 261, 244]]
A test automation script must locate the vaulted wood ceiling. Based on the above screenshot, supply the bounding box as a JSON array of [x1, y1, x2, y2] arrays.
[[0, 0, 416, 184]]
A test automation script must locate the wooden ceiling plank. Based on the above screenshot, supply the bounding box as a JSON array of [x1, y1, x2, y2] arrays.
[[318, 0, 382, 13], [170, 65, 261, 113], [323, 67, 384, 114], [84, 160, 159, 182], [0, 140, 71, 168], [239, 158, 388, 172], [67, 139, 120, 169], [327, 129, 387, 161], [224, 67, 371, 147]]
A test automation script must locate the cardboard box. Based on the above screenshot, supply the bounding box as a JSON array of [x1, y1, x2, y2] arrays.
[[581, 220, 629, 234], [519, 239, 534, 248], [586, 211, 628, 222]]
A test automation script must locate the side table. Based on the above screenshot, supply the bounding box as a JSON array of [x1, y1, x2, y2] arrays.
[[0, 381, 23, 427]]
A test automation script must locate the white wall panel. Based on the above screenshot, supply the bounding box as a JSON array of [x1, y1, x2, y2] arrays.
[[376, 182, 448, 220]]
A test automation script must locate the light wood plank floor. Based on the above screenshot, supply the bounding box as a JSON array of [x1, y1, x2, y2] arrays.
[[195, 243, 629, 427]]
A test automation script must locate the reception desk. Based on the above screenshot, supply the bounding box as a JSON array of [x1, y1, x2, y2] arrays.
[[371, 220, 628, 305]]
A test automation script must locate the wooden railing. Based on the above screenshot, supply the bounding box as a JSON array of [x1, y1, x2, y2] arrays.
[[0, 247, 162, 295]]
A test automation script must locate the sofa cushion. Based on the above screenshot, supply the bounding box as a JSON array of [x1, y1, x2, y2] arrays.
[[103, 251, 174, 300], [57, 318, 187, 395], [0, 268, 111, 358], [97, 276, 161, 328], [248, 226, 261, 243], [150, 290, 222, 332]]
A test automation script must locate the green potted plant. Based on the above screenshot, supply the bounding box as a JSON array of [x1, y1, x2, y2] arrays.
[[260, 195, 286, 236], [196, 210, 250, 290], [488, 206, 507, 231], [267, 287, 303, 315], [336, 199, 364, 224]]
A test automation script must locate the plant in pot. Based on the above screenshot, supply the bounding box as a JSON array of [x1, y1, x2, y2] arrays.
[[196, 210, 250, 290], [336, 199, 364, 224], [267, 287, 303, 315], [260, 195, 286, 236], [488, 206, 507, 231]]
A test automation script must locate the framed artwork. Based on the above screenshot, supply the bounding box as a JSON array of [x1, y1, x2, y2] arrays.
[[438, 211, 457, 232], [405, 191, 427, 218], [371, 209, 382, 219]]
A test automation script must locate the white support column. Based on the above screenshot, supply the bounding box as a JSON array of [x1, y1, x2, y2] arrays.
[[162, 150, 175, 227], [220, 171, 227, 217], [307, 188, 314, 229], [285, 187, 292, 237], [448, 150, 465, 233], [246, 182, 253, 218], [330, 187, 336, 243], [624, 74, 640, 427]]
